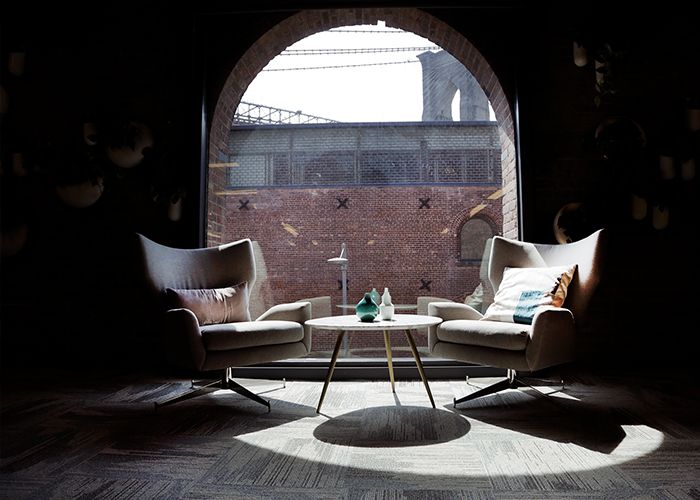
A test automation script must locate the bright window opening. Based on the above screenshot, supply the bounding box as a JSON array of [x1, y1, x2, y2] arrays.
[[208, 21, 512, 361]]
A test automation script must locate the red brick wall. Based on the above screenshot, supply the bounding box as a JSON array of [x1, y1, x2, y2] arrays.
[[222, 184, 502, 354]]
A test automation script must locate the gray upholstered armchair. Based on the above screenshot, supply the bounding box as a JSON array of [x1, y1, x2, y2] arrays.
[[428, 229, 606, 407], [136, 234, 311, 410]]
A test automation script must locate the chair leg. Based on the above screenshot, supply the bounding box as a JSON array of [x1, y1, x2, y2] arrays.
[[154, 379, 221, 411], [454, 369, 566, 407], [454, 376, 518, 407], [155, 368, 271, 411], [224, 368, 271, 411], [516, 374, 565, 397]]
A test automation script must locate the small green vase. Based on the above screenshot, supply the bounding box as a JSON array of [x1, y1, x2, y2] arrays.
[[370, 287, 381, 307], [356, 292, 379, 322]]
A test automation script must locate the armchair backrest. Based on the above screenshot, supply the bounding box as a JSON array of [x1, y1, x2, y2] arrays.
[[135, 234, 256, 294], [488, 229, 606, 320]]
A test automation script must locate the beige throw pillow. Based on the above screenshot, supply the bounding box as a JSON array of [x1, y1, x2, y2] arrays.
[[481, 265, 577, 324], [165, 282, 251, 325]]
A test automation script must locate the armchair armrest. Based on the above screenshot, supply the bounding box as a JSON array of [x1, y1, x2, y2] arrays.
[[526, 307, 576, 371], [256, 301, 311, 323], [164, 308, 206, 372], [296, 296, 331, 319], [257, 301, 312, 352], [427, 302, 483, 321], [426, 302, 483, 352], [417, 296, 453, 316]]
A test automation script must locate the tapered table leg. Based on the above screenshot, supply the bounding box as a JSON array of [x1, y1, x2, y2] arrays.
[[316, 330, 345, 413], [404, 329, 435, 408], [383, 330, 396, 393]]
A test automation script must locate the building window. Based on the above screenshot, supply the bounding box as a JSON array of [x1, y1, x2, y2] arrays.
[[460, 217, 494, 263]]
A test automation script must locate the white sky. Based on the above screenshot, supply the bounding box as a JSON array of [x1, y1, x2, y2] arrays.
[[240, 23, 448, 123]]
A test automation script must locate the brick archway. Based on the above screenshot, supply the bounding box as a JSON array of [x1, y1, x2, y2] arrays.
[[207, 7, 518, 245]]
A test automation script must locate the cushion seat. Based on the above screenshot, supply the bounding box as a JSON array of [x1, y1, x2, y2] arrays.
[[436, 319, 530, 351], [201, 320, 304, 351]]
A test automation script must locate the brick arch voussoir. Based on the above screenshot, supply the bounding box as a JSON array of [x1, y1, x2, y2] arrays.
[[451, 209, 499, 258]]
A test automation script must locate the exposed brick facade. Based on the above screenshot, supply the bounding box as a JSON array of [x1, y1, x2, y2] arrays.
[[220, 123, 502, 355], [226, 122, 501, 188], [224, 183, 502, 355]]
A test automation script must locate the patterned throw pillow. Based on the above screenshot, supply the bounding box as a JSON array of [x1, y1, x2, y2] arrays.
[[481, 265, 577, 324], [165, 282, 251, 325]]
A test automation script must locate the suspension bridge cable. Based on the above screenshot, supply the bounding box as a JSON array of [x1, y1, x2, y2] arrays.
[[327, 29, 410, 33], [280, 46, 439, 56], [262, 59, 420, 72]]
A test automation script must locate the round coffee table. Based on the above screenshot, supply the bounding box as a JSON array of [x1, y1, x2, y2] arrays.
[[335, 304, 417, 311], [304, 314, 442, 412]]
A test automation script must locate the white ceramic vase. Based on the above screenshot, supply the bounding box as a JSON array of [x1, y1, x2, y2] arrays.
[[379, 287, 394, 320], [379, 304, 394, 320], [381, 287, 392, 306]]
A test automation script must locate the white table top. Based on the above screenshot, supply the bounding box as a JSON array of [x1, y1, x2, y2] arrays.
[[305, 314, 442, 331]]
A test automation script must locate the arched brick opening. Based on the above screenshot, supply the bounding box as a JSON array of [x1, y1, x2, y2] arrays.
[[458, 215, 497, 262], [207, 7, 518, 246]]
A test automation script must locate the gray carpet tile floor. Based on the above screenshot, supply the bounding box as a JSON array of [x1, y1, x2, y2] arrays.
[[1, 369, 699, 499]]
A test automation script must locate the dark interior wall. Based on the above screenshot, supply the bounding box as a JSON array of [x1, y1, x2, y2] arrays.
[[0, 2, 200, 367], [513, 4, 699, 366], [418, 3, 699, 367], [1, 1, 697, 370]]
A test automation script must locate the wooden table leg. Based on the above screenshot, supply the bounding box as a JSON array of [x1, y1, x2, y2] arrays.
[[316, 330, 345, 413], [404, 329, 435, 408], [383, 330, 396, 393]]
